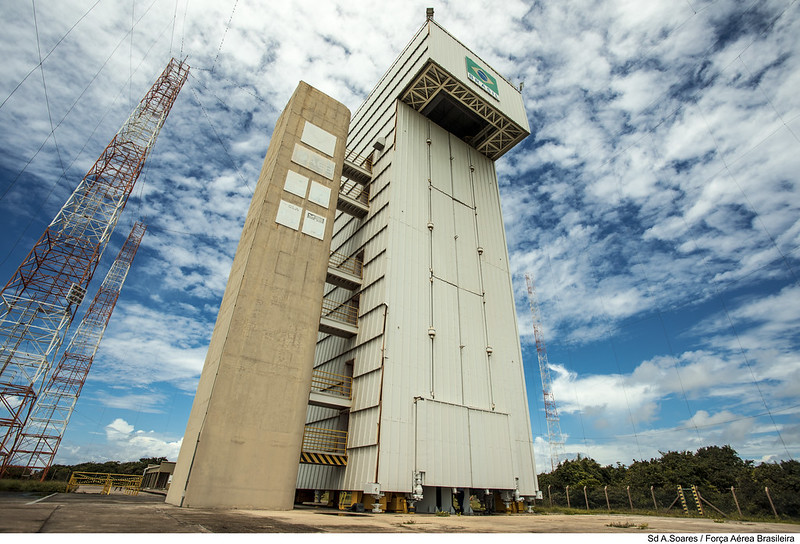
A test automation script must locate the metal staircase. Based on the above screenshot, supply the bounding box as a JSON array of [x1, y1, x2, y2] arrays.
[[302, 149, 374, 467]]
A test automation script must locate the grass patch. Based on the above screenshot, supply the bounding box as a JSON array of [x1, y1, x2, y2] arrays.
[[0, 479, 67, 494], [607, 521, 649, 530], [533, 504, 800, 525]]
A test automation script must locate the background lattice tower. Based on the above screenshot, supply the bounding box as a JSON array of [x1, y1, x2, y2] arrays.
[[0, 59, 188, 465], [525, 273, 566, 472], [2, 222, 147, 478]]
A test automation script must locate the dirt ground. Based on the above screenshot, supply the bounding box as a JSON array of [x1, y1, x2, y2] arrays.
[[1, 490, 798, 534]]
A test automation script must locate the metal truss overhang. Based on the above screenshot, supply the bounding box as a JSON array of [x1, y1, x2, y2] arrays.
[[400, 61, 528, 160]]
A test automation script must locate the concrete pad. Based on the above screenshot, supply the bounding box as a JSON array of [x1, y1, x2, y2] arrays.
[[0, 493, 797, 534]]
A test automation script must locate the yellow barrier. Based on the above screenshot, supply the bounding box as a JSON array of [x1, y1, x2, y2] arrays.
[[66, 471, 143, 495]]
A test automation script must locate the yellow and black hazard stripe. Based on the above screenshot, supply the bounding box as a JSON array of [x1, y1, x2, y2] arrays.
[[300, 452, 347, 466]]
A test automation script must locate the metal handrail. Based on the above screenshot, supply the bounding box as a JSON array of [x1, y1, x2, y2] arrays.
[[343, 149, 373, 172], [339, 178, 369, 206], [302, 426, 348, 455], [311, 368, 352, 399], [328, 251, 363, 279], [321, 296, 358, 327]]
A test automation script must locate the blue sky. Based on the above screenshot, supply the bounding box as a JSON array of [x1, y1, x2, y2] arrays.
[[0, 0, 797, 471]]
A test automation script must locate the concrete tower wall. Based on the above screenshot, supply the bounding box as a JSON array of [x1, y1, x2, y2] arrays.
[[167, 82, 351, 509]]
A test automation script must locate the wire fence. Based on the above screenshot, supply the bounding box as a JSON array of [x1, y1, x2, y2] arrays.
[[539, 484, 797, 521]]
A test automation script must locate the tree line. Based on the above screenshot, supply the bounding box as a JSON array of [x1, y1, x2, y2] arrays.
[[537, 445, 799, 519], [43, 457, 168, 482]]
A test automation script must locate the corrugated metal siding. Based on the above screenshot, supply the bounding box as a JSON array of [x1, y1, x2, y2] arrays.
[[392, 103, 430, 230], [431, 189, 457, 285], [351, 367, 381, 411], [302, 22, 539, 497], [454, 201, 481, 295], [458, 290, 490, 409], [426, 22, 529, 133], [348, 24, 429, 153], [343, 445, 377, 491], [515, 439, 538, 495], [415, 400, 472, 488], [431, 279, 461, 405], [472, 157, 509, 272], [469, 409, 514, 488], [348, 406, 379, 448], [450, 135, 474, 207], [296, 463, 344, 490]]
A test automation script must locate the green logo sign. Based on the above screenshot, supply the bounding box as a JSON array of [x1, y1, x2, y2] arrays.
[[466, 56, 499, 100]]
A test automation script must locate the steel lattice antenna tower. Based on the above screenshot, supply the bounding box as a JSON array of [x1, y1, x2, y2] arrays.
[[0, 59, 188, 465], [2, 222, 147, 478], [525, 273, 566, 472]]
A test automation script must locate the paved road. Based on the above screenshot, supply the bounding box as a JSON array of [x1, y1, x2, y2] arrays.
[[1, 491, 797, 533]]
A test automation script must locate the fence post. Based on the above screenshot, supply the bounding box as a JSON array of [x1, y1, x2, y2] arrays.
[[627, 485, 633, 511], [548, 484, 552, 507], [584, 486, 590, 511], [764, 487, 779, 519], [566, 485, 571, 508], [730, 486, 742, 517], [651, 485, 658, 510], [604, 485, 610, 511]]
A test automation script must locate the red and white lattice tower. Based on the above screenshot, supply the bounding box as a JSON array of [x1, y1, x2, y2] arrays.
[[0, 58, 188, 466], [2, 222, 147, 478], [525, 273, 566, 472]]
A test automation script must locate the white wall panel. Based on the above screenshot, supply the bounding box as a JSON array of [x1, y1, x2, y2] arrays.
[[352, 367, 381, 412], [431, 189, 456, 285], [362, 246, 386, 286], [414, 399, 471, 488], [468, 409, 514, 489], [343, 445, 377, 491], [514, 439, 539, 495], [296, 463, 344, 490], [481, 262, 524, 415], [431, 279, 462, 405], [377, 355, 417, 492], [349, 406, 379, 448], [429, 122, 451, 195], [454, 202, 481, 295], [458, 290, 490, 409], [393, 103, 431, 230], [450, 135, 474, 207], [352, 333, 382, 376], [471, 153, 508, 272]]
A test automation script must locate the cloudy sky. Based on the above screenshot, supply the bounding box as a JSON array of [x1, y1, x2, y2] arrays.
[[0, 0, 797, 472]]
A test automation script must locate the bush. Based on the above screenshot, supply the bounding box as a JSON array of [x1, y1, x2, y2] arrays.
[[0, 479, 67, 494]]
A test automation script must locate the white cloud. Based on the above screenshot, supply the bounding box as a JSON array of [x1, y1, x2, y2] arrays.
[[1, 0, 798, 468]]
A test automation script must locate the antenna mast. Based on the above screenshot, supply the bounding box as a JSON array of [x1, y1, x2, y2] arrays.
[[2, 222, 147, 478], [0, 59, 188, 465], [525, 273, 566, 472]]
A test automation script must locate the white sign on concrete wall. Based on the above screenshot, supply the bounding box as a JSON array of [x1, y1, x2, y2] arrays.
[[301, 210, 326, 240], [308, 181, 332, 209], [275, 200, 302, 230], [301, 121, 337, 157], [292, 144, 336, 180], [283, 170, 309, 198]]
